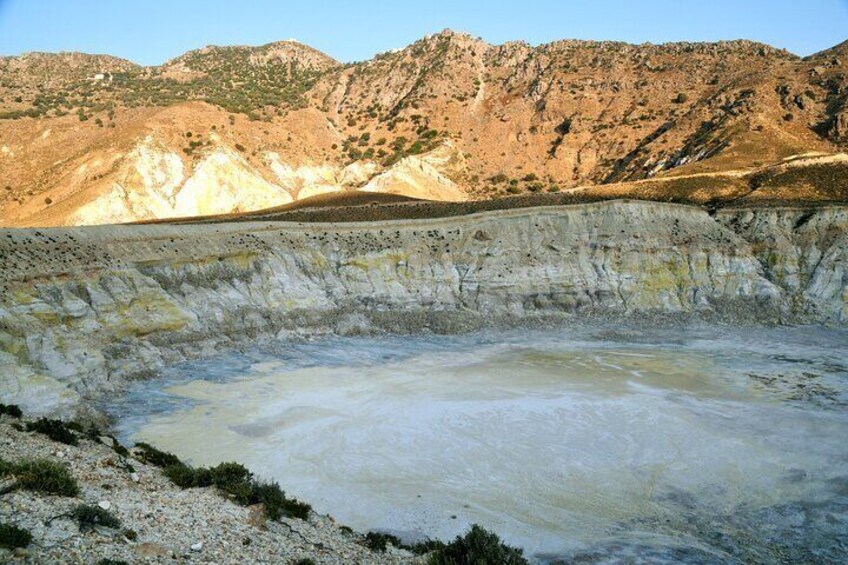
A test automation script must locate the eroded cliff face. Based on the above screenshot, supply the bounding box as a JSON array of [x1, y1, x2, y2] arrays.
[[1, 200, 846, 417], [716, 206, 848, 324]]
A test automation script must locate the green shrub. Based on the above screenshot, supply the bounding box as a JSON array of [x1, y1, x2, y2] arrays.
[[97, 560, 130, 565], [0, 523, 32, 549], [72, 504, 121, 531], [364, 531, 402, 552], [110, 438, 129, 457], [294, 559, 315, 565], [160, 459, 311, 521], [5, 458, 80, 497], [26, 418, 80, 445], [134, 442, 182, 468], [407, 539, 447, 555], [212, 462, 252, 490], [362, 531, 446, 555], [0, 404, 22, 418], [236, 477, 310, 521], [427, 524, 528, 565], [163, 463, 211, 488]]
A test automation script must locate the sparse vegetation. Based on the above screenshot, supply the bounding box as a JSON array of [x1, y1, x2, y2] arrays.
[[427, 524, 528, 565], [134, 442, 181, 468], [0, 404, 22, 418], [361, 531, 448, 556], [72, 504, 122, 531], [363, 531, 403, 552], [25, 418, 82, 446], [134, 443, 310, 520], [0, 523, 32, 550], [0, 458, 80, 496]]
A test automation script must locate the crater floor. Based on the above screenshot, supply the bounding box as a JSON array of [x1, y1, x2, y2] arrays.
[[112, 324, 848, 564]]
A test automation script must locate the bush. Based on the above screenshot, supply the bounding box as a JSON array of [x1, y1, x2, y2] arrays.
[[362, 531, 446, 555], [408, 539, 447, 555], [72, 504, 122, 531], [236, 476, 311, 521], [0, 404, 22, 418], [210, 461, 251, 489], [673, 92, 689, 104], [364, 531, 403, 552], [0, 523, 32, 549], [109, 438, 129, 457], [134, 442, 182, 468], [3, 458, 80, 497], [163, 463, 211, 488], [26, 418, 80, 445], [98, 560, 130, 565], [427, 525, 528, 565], [294, 559, 315, 565], [160, 459, 311, 521]]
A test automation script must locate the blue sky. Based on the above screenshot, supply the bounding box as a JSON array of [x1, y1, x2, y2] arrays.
[[1, 0, 847, 65]]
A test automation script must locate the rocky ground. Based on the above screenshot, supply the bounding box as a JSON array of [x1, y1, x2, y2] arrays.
[[0, 412, 421, 564]]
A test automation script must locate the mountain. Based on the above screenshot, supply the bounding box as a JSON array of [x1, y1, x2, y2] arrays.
[[1, 30, 846, 226]]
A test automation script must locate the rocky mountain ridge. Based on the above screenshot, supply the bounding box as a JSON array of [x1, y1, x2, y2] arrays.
[[1, 30, 847, 226]]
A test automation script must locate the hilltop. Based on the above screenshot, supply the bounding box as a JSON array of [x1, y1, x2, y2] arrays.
[[1, 30, 847, 226]]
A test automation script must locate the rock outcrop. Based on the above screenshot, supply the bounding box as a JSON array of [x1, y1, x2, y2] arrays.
[[1, 200, 846, 417]]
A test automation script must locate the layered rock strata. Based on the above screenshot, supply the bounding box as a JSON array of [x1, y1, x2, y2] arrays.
[[1, 200, 845, 416]]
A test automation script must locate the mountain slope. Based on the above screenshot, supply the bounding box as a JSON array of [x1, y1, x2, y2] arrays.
[[1, 30, 846, 226]]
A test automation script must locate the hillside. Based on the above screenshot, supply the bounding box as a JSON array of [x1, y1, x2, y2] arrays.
[[1, 30, 847, 226]]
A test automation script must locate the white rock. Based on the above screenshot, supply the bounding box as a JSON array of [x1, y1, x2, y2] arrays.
[[130, 472, 140, 483], [98, 500, 111, 511], [190, 542, 203, 552]]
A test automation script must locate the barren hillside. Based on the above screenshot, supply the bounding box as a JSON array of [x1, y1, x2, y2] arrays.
[[1, 30, 846, 226]]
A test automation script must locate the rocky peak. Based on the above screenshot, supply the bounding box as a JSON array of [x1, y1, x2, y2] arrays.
[[162, 41, 338, 74]]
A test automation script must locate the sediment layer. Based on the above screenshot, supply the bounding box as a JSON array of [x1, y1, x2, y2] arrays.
[[1, 200, 846, 416]]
